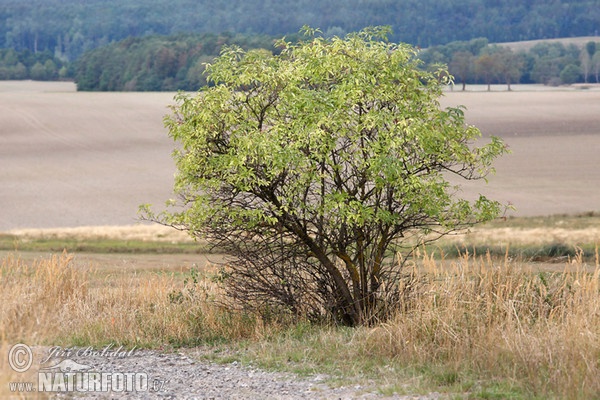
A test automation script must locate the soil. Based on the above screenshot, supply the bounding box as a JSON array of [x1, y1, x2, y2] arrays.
[[1, 82, 600, 230]]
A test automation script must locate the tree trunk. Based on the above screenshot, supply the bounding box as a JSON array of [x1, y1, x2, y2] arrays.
[[282, 214, 360, 325]]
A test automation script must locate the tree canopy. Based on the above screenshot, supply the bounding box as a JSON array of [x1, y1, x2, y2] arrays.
[[73, 33, 600, 91], [0, 48, 70, 80], [2, 0, 598, 89], [1, 0, 598, 61], [75, 33, 275, 91], [421, 38, 600, 88], [143, 27, 508, 326]]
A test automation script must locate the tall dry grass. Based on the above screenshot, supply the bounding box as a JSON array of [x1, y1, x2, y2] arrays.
[[231, 248, 600, 398], [0, 251, 268, 347], [2, 248, 600, 398], [0, 251, 270, 398], [351, 247, 600, 398]]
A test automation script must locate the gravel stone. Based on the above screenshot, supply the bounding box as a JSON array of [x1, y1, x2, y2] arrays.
[[40, 348, 442, 399]]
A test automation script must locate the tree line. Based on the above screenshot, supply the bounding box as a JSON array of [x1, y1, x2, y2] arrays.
[[3, 31, 599, 90], [421, 39, 600, 89], [74, 33, 276, 91], [0, 48, 71, 81], [1, 0, 599, 62], [72, 33, 600, 91]]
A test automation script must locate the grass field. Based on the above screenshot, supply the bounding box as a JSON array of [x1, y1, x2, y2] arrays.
[[2, 243, 600, 398], [2, 80, 600, 398]]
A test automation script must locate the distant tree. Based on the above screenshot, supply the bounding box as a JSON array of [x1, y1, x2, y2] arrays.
[[154, 46, 178, 77], [30, 61, 48, 80], [581, 42, 598, 84], [2, 49, 19, 66], [142, 27, 507, 326], [580, 47, 592, 83], [185, 55, 212, 88], [466, 38, 489, 55], [560, 64, 581, 84], [592, 51, 600, 83], [531, 56, 561, 85], [58, 66, 70, 79], [11, 63, 27, 79], [493, 47, 524, 90], [3, 0, 600, 62], [475, 53, 497, 90], [418, 48, 447, 66], [43, 59, 58, 79], [75, 33, 276, 91], [586, 41, 596, 58], [0, 47, 65, 81], [449, 51, 474, 91]]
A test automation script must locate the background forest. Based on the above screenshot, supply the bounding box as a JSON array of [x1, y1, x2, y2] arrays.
[[0, 0, 599, 90]]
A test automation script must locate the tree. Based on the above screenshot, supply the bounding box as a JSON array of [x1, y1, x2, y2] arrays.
[[580, 47, 592, 83], [592, 51, 600, 83], [143, 27, 507, 326], [30, 61, 48, 80], [493, 47, 524, 91], [560, 64, 581, 84], [449, 51, 474, 91], [529, 42, 569, 85], [586, 41, 596, 58], [475, 53, 497, 91]]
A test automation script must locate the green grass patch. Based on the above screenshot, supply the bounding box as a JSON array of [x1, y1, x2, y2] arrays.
[[0, 234, 207, 254], [428, 242, 597, 262], [198, 323, 536, 399], [485, 211, 600, 230]]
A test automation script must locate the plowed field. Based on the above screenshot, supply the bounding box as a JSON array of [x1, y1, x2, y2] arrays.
[[2, 81, 599, 230]]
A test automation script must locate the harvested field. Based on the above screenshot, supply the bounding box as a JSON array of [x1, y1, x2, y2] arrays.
[[0, 81, 177, 230], [440, 85, 600, 217], [1, 81, 600, 231]]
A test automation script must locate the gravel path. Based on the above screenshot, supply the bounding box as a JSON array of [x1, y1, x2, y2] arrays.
[[41, 348, 442, 399]]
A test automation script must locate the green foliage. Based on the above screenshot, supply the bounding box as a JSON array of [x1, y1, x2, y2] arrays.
[[146, 28, 508, 325], [586, 41, 597, 57], [593, 52, 600, 83], [421, 39, 600, 86], [75, 33, 275, 91], [73, 33, 600, 91], [3, 0, 598, 88], [1, 0, 599, 62], [0, 48, 69, 80], [560, 63, 582, 84]]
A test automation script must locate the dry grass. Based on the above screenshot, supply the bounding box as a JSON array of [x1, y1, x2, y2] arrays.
[[6, 224, 193, 243], [454, 226, 600, 247], [354, 249, 600, 398], [210, 249, 600, 399], [0, 251, 273, 398], [0, 251, 265, 348], [432, 214, 600, 265], [2, 248, 600, 398]]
